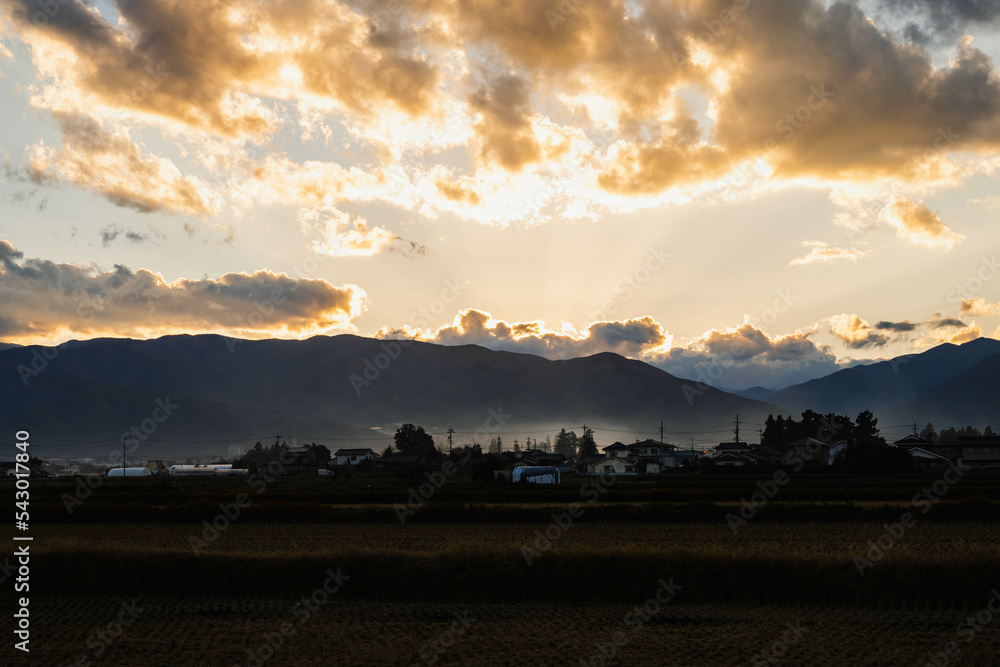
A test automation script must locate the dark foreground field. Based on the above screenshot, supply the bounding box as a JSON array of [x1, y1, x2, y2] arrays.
[[5, 475, 1000, 666]]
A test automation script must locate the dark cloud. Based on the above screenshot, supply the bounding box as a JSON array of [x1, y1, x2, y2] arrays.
[[0, 240, 366, 340], [99, 225, 157, 247], [875, 320, 918, 332], [880, 0, 1000, 38], [931, 318, 968, 328]]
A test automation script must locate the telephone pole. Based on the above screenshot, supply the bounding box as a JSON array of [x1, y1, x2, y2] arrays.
[[659, 421, 664, 444], [447, 427, 454, 454], [733, 415, 741, 443]]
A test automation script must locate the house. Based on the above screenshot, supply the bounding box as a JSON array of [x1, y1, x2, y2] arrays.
[[712, 452, 751, 467], [908, 447, 953, 471], [585, 455, 636, 475], [957, 436, 1000, 469], [827, 441, 848, 465], [602, 442, 631, 458], [518, 450, 566, 467], [783, 438, 830, 466], [334, 448, 376, 467], [714, 441, 751, 457], [511, 466, 562, 484], [282, 446, 325, 475]]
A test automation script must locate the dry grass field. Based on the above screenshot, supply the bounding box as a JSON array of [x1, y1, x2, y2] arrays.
[[6, 476, 1000, 665], [17, 596, 1000, 666]]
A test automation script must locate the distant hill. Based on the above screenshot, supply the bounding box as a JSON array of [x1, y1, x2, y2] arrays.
[[767, 338, 1000, 424], [0, 343, 21, 351], [0, 334, 781, 457], [727, 386, 778, 402], [896, 353, 1000, 426]]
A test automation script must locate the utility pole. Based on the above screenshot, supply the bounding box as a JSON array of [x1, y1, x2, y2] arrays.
[[733, 415, 741, 444], [912, 422, 918, 436], [659, 421, 664, 444], [447, 427, 454, 454]]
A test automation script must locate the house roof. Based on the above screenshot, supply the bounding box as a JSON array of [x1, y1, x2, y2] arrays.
[[908, 447, 950, 461], [786, 437, 829, 448], [334, 448, 376, 456], [893, 434, 930, 446], [715, 441, 750, 450]]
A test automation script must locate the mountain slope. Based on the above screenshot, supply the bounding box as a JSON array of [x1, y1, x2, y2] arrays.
[[895, 353, 1000, 426], [767, 338, 1000, 420], [0, 334, 781, 456]]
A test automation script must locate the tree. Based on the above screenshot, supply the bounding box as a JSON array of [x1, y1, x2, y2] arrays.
[[854, 410, 879, 441], [578, 427, 597, 459], [381, 446, 394, 458], [920, 423, 938, 444], [835, 436, 913, 474], [310, 443, 331, 463], [394, 424, 436, 459], [986, 426, 995, 436], [554, 428, 578, 457]]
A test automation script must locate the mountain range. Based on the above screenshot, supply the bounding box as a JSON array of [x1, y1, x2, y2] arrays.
[[0, 334, 779, 457], [1, 334, 997, 458]]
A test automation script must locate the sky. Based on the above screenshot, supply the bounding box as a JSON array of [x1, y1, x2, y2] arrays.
[[1, 0, 999, 391]]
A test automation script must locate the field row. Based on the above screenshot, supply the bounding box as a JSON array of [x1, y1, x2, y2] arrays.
[[15, 596, 1000, 666], [15, 522, 1000, 558]]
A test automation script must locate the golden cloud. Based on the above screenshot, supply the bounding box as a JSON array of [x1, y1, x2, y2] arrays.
[[26, 113, 219, 216], [0, 240, 366, 344], [880, 196, 965, 249], [790, 241, 870, 266]]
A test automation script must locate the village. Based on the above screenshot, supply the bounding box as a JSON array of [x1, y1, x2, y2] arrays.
[[10, 415, 1000, 481]]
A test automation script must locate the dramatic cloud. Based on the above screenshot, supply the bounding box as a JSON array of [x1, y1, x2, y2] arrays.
[[875, 320, 919, 332], [26, 114, 219, 215], [879, 0, 1000, 40], [916, 321, 984, 347], [306, 208, 425, 258], [790, 241, 869, 266], [880, 196, 965, 249], [961, 297, 1000, 316], [379, 309, 840, 390], [828, 313, 890, 349], [381, 308, 672, 360], [4, 0, 999, 232], [99, 225, 159, 248], [0, 240, 366, 343]]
